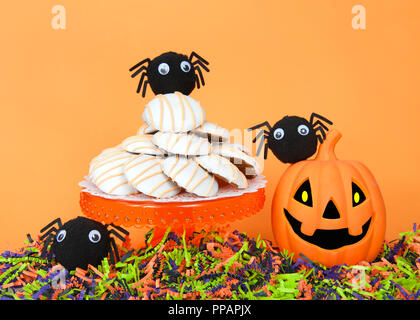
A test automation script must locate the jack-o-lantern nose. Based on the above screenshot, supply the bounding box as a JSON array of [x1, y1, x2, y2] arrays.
[[322, 200, 340, 219]]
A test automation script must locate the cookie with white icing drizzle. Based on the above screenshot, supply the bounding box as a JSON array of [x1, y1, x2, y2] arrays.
[[89, 149, 137, 196], [162, 155, 218, 197], [195, 154, 248, 189], [224, 143, 252, 155], [121, 134, 165, 155], [88, 146, 125, 175], [152, 132, 210, 156], [211, 142, 252, 156], [211, 144, 260, 178], [123, 154, 180, 198], [192, 121, 230, 142], [137, 123, 157, 135], [143, 91, 205, 132]]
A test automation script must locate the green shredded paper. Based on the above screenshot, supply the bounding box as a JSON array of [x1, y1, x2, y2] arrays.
[[0, 224, 419, 300]]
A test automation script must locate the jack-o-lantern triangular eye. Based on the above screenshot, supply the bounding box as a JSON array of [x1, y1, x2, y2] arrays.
[[293, 179, 313, 207], [352, 182, 366, 207]]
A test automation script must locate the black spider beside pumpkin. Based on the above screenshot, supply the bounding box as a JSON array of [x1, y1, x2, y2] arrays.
[[248, 113, 333, 164]]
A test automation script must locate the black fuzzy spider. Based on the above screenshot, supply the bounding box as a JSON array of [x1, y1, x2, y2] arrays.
[[129, 51, 210, 97], [40, 216, 129, 270], [248, 113, 333, 164]]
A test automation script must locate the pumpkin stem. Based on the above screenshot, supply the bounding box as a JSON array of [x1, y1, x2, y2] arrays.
[[315, 129, 342, 161]]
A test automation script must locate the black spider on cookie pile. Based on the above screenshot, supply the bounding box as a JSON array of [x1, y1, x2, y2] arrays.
[[248, 113, 333, 164], [129, 51, 210, 97], [40, 216, 129, 270]]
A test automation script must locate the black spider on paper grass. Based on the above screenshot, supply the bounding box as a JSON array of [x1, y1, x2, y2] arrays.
[[40, 216, 129, 270], [129, 51, 210, 97], [248, 113, 333, 164]]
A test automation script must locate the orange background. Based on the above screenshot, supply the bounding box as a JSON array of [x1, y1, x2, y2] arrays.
[[0, 0, 419, 251]]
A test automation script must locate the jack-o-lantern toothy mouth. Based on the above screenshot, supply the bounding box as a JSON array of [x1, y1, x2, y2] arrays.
[[284, 209, 371, 250]]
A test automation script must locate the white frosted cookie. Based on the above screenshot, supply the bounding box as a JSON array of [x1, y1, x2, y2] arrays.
[[137, 123, 157, 135], [152, 132, 210, 156], [195, 154, 248, 189], [226, 143, 252, 156], [88, 146, 124, 175], [162, 156, 218, 197], [143, 91, 205, 133], [211, 142, 252, 156], [211, 144, 260, 178], [89, 149, 137, 196], [123, 154, 180, 198], [121, 135, 165, 156], [192, 121, 230, 142]]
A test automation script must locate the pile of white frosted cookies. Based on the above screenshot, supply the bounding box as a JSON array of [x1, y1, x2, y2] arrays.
[[88, 91, 260, 199]]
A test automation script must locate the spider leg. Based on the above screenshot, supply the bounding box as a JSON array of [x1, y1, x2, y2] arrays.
[[27, 234, 34, 243], [256, 135, 268, 157], [195, 74, 201, 89], [109, 237, 120, 265], [314, 126, 327, 141], [252, 129, 264, 143], [130, 65, 147, 78], [248, 121, 272, 132], [189, 51, 209, 66], [136, 72, 147, 94], [252, 129, 269, 143], [110, 223, 129, 236], [108, 248, 115, 266], [264, 140, 269, 160], [129, 58, 150, 72], [47, 247, 53, 260], [40, 234, 54, 258], [40, 227, 58, 241], [316, 134, 324, 144], [109, 229, 127, 242], [142, 80, 149, 98], [312, 120, 329, 132], [194, 66, 206, 87], [310, 113, 333, 126], [192, 60, 210, 72], [40, 218, 62, 234]]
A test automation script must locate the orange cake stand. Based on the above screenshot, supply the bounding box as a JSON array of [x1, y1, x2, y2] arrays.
[[80, 187, 265, 246]]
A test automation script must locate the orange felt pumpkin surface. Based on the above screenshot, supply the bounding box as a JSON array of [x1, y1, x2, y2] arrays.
[[272, 129, 386, 267]]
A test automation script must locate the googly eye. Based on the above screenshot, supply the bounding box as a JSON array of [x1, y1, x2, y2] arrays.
[[56, 230, 66, 243], [158, 63, 170, 75], [273, 128, 285, 140], [180, 61, 191, 73], [88, 230, 101, 243], [297, 124, 310, 136]]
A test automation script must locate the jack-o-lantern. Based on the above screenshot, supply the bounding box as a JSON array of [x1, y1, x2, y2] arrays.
[[272, 129, 386, 267]]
